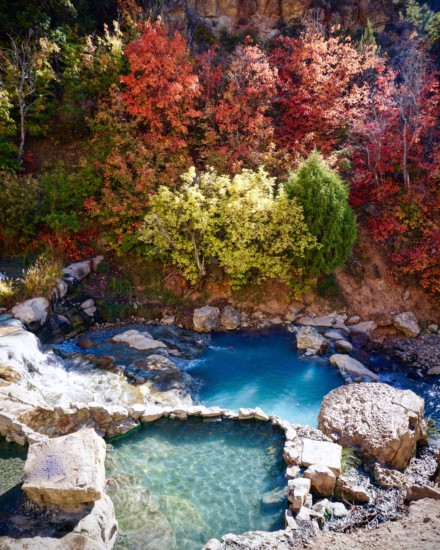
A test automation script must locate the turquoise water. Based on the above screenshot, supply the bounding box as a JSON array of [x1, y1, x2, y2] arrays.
[[106, 418, 286, 550], [187, 329, 344, 425], [55, 325, 344, 426]]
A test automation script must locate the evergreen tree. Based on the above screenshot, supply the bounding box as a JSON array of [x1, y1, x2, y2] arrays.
[[285, 152, 357, 277]]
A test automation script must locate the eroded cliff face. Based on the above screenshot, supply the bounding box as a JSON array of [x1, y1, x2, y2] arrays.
[[171, 0, 400, 39]]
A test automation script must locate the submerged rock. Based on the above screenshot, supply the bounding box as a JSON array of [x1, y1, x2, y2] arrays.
[[193, 306, 220, 332], [296, 326, 329, 354], [23, 428, 106, 512], [318, 383, 427, 470], [329, 354, 378, 381], [110, 329, 166, 350], [78, 337, 98, 350]]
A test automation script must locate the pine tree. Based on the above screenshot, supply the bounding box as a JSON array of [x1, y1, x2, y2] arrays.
[[285, 152, 357, 277]]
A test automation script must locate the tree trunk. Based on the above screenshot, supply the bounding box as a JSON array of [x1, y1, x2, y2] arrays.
[[403, 119, 410, 191], [18, 99, 25, 164]]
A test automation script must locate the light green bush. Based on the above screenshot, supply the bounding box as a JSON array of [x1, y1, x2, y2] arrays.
[[139, 167, 316, 287]]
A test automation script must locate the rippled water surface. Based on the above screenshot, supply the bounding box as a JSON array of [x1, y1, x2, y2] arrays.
[[106, 418, 286, 550]]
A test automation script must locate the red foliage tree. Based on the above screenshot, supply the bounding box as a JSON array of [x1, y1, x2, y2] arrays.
[[198, 40, 277, 173], [270, 29, 379, 157], [85, 21, 201, 249]]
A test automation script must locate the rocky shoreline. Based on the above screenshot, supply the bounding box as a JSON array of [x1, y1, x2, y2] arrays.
[[1, 257, 439, 549]]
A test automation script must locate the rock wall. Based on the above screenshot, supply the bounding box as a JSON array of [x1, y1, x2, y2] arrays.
[[170, 0, 399, 38]]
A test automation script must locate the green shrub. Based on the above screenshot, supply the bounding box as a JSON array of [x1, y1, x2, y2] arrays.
[[139, 167, 316, 287], [316, 273, 340, 298], [0, 170, 40, 251], [341, 447, 361, 473], [286, 151, 357, 277]]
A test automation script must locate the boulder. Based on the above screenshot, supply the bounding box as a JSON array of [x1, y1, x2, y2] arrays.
[[335, 475, 370, 503], [331, 502, 348, 518], [193, 306, 220, 332], [220, 305, 241, 330], [296, 326, 329, 353], [318, 383, 427, 470], [0, 493, 117, 549], [80, 299, 97, 317], [11, 298, 50, 326], [349, 321, 377, 338], [297, 314, 335, 328], [304, 464, 336, 497], [393, 311, 420, 338], [301, 438, 342, 476], [287, 477, 311, 512], [334, 340, 353, 354], [63, 261, 91, 282], [428, 324, 438, 334], [374, 463, 408, 489], [427, 367, 440, 376], [110, 330, 166, 351], [23, 428, 106, 512], [329, 354, 378, 381], [285, 302, 305, 322]]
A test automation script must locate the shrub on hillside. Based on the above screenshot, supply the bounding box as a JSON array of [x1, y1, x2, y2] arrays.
[[0, 170, 40, 252], [286, 152, 357, 277], [139, 167, 316, 287]]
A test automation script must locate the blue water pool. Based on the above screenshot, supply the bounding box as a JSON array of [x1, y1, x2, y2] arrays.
[[106, 418, 286, 550], [186, 329, 344, 425]]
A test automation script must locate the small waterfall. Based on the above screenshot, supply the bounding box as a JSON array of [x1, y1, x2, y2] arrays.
[[0, 315, 141, 408]]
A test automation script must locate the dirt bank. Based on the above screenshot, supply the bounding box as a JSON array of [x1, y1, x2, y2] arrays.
[[306, 498, 440, 550]]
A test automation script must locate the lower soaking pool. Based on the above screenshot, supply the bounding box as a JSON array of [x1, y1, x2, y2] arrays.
[[105, 418, 286, 550]]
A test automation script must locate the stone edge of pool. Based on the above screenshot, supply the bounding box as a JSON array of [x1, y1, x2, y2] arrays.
[[0, 401, 345, 550]]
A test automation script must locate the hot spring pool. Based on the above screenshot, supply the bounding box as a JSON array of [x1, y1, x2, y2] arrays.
[[106, 418, 286, 550], [186, 329, 343, 425]]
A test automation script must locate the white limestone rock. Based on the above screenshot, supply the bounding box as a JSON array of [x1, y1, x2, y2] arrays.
[[304, 464, 336, 497], [393, 311, 420, 338], [318, 382, 427, 470], [110, 330, 166, 350], [193, 306, 220, 332], [296, 326, 329, 353], [140, 405, 164, 422], [329, 353, 378, 381], [301, 438, 342, 477], [22, 428, 106, 512], [297, 313, 336, 327], [287, 477, 311, 512], [11, 298, 50, 326]]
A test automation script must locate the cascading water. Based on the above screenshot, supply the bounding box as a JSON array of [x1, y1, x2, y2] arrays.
[[0, 315, 139, 408]]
